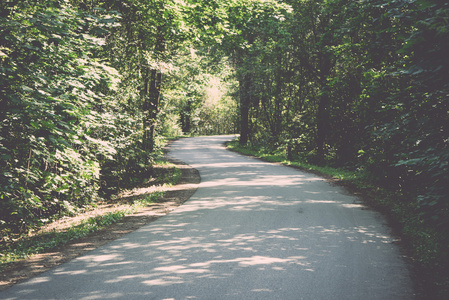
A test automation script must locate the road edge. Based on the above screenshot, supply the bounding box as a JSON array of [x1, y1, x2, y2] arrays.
[[0, 155, 200, 291]]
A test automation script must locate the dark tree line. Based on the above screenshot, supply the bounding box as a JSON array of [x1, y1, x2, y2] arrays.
[[219, 0, 448, 231]]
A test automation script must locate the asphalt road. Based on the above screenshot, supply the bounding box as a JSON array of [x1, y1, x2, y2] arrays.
[[1, 135, 415, 299]]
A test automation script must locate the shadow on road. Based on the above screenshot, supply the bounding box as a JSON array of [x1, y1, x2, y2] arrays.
[[1, 136, 414, 299]]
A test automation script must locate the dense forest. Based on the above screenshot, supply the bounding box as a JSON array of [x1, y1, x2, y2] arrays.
[[1, 0, 448, 295]]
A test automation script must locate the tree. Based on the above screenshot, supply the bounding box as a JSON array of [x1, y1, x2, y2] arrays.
[[1, 0, 120, 232], [219, 0, 292, 145]]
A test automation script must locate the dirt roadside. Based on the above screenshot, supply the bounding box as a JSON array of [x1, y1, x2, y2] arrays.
[[0, 157, 200, 291]]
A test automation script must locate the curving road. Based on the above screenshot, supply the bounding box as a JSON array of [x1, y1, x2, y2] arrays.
[[1, 135, 415, 299]]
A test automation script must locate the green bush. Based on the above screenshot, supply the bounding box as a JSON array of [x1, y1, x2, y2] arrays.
[[0, 1, 121, 234]]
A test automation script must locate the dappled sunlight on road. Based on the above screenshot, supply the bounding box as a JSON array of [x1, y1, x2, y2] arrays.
[[0, 136, 414, 299], [4, 207, 410, 299], [198, 174, 320, 188], [9, 219, 405, 299], [172, 196, 302, 213]]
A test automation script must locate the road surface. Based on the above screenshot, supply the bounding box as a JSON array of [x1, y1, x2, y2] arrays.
[[1, 135, 414, 299]]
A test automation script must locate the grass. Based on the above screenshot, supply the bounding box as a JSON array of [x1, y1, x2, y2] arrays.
[[227, 140, 372, 186], [154, 160, 182, 186], [226, 139, 448, 298], [0, 211, 126, 266], [0, 161, 180, 270]]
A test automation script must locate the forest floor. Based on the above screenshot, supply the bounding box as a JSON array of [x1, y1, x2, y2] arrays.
[[0, 157, 200, 291]]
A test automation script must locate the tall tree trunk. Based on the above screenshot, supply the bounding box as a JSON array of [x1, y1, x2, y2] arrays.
[[143, 28, 165, 153], [142, 68, 151, 151], [147, 69, 162, 152], [316, 52, 332, 164], [273, 52, 284, 143], [235, 33, 255, 146], [181, 99, 192, 134], [316, 86, 329, 163], [239, 72, 251, 145]]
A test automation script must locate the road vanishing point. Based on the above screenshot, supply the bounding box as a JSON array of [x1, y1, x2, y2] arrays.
[[1, 135, 415, 299]]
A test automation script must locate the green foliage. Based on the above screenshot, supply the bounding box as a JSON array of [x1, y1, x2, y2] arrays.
[[221, 0, 449, 233], [161, 47, 238, 136], [0, 0, 238, 238], [0, 1, 122, 234]]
